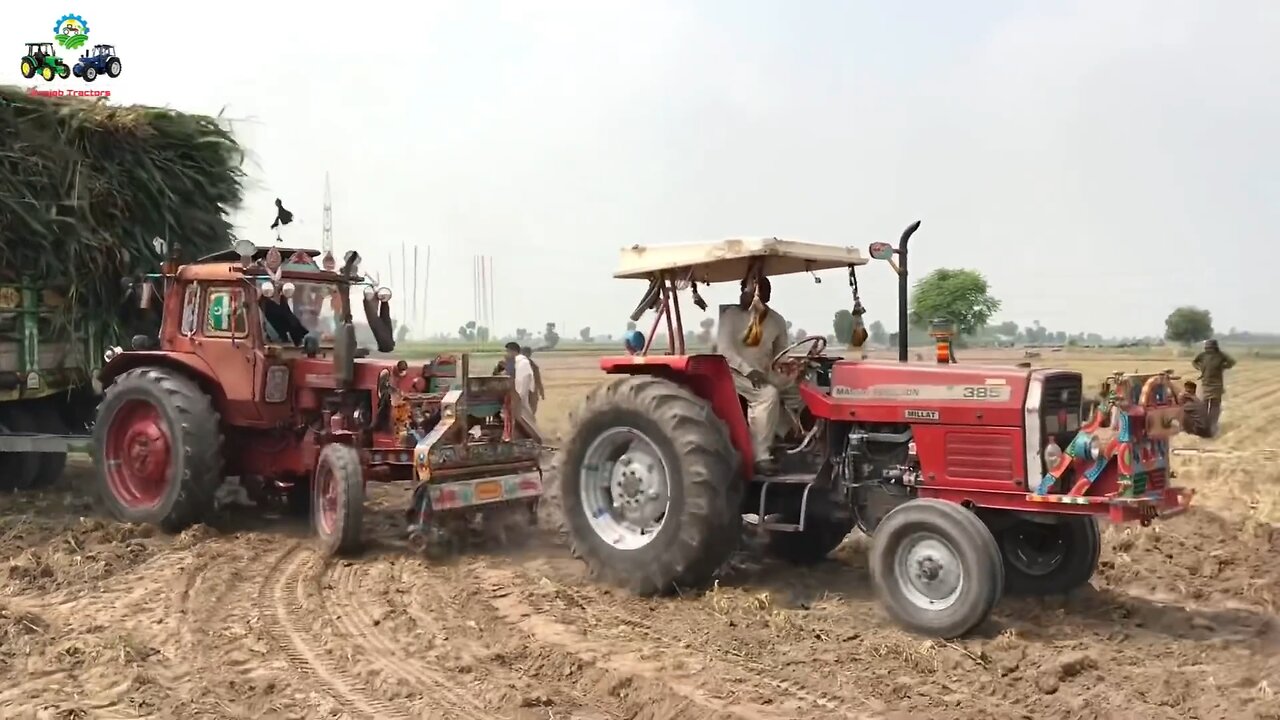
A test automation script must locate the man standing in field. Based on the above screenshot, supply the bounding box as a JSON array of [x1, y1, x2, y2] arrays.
[[717, 276, 798, 476], [504, 342, 540, 434], [1192, 338, 1235, 437], [521, 345, 546, 415]]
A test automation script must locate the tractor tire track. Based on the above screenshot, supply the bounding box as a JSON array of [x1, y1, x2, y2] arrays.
[[323, 560, 494, 720], [471, 564, 848, 720], [258, 543, 410, 720], [490, 564, 872, 719]]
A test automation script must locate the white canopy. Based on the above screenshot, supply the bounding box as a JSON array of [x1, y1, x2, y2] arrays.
[[614, 237, 869, 283]]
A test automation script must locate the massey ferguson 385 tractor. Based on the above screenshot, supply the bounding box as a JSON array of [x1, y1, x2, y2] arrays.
[[94, 241, 542, 556], [559, 222, 1194, 638]]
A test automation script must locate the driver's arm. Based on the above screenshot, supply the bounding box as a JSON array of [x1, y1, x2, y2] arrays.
[[716, 309, 754, 376], [769, 314, 789, 359]]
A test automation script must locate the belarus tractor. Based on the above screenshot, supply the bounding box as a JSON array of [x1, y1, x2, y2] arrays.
[[93, 240, 543, 556], [558, 222, 1194, 638]]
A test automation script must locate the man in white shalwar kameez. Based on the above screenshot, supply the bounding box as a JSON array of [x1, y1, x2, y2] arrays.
[[504, 342, 541, 438]]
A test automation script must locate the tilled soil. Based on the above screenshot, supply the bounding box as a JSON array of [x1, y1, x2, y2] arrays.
[[2, 460, 1278, 720]]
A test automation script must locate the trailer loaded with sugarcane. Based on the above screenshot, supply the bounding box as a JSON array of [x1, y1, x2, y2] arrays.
[[0, 84, 245, 490]]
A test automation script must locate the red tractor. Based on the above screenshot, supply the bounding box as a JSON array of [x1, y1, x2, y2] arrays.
[[94, 240, 543, 556], [558, 223, 1194, 638]]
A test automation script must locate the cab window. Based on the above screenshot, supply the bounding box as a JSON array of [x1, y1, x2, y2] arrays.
[[203, 286, 248, 338]]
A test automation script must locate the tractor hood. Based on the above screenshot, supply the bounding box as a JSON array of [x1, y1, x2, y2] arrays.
[[826, 360, 1034, 420]]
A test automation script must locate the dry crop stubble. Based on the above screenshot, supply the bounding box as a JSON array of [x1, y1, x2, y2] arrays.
[[2, 348, 1280, 719]]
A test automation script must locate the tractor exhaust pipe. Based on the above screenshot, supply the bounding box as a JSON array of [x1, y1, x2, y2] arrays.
[[894, 221, 920, 363]]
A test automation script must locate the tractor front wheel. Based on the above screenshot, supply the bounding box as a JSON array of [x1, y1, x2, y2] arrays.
[[559, 375, 742, 596], [84, 66, 97, 82], [870, 499, 1003, 638], [996, 515, 1100, 595], [93, 367, 224, 531], [312, 443, 365, 557]]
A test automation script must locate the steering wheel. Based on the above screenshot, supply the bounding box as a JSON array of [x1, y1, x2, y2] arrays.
[[772, 335, 827, 369]]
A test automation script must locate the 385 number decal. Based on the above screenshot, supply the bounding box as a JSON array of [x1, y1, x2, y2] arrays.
[[962, 386, 1005, 400]]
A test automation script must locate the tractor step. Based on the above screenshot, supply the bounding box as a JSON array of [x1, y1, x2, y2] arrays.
[[758, 472, 815, 484]]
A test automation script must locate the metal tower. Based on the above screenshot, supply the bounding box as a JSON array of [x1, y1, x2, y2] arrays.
[[321, 172, 335, 270]]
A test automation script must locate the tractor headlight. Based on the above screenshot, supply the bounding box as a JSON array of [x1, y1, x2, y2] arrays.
[[1043, 440, 1063, 469], [259, 280, 276, 299], [376, 286, 392, 302], [281, 282, 296, 299]]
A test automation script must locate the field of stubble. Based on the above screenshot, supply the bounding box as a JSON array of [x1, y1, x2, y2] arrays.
[[2, 349, 1279, 720]]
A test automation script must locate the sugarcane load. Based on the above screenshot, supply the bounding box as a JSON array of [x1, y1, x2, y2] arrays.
[[0, 84, 245, 489]]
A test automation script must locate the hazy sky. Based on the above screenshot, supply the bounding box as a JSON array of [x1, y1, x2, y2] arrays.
[[8, 2, 1278, 338]]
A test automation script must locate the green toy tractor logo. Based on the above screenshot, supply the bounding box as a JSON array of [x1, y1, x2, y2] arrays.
[[20, 42, 70, 82]]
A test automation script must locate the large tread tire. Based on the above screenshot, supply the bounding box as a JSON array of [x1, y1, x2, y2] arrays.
[[92, 367, 224, 531], [560, 375, 742, 596], [0, 405, 41, 492], [998, 515, 1101, 595], [312, 443, 365, 557], [870, 499, 1003, 639]]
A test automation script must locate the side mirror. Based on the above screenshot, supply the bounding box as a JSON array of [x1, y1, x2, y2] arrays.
[[868, 242, 895, 260]]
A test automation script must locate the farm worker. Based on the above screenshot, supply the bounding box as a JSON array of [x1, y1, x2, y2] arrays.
[[1192, 338, 1235, 436], [504, 342, 540, 433], [521, 346, 546, 415], [717, 276, 799, 476], [1178, 380, 1213, 438]]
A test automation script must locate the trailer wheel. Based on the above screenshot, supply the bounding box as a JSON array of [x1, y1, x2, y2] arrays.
[[870, 499, 1003, 638], [24, 400, 69, 489], [560, 375, 742, 596], [312, 443, 364, 557], [93, 367, 223, 531], [0, 407, 40, 492], [998, 516, 1100, 595]]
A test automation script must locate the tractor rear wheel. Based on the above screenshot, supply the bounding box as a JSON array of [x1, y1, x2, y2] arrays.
[[21, 59, 35, 78], [56, 63, 69, 79], [312, 443, 365, 557], [93, 367, 223, 531], [560, 375, 742, 596], [997, 515, 1100, 595], [107, 58, 122, 77], [870, 499, 1003, 638]]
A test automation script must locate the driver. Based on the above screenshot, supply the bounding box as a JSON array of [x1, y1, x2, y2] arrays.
[[717, 276, 800, 476]]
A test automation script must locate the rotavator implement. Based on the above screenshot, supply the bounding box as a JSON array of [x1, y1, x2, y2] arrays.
[[93, 240, 543, 555], [558, 222, 1195, 638]]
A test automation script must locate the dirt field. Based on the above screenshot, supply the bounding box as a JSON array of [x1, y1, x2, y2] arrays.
[[3, 349, 1280, 719]]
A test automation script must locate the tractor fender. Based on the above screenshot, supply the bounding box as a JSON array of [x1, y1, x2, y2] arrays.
[[99, 351, 228, 411], [599, 354, 755, 479]]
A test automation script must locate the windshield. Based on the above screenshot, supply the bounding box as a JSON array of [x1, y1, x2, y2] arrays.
[[261, 281, 342, 345]]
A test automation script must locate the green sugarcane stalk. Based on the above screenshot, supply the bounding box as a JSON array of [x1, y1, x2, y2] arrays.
[[0, 85, 246, 359]]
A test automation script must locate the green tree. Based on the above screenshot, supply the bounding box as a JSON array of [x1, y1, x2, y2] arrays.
[[1164, 306, 1214, 345], [868, 320, 887, 346], [909, 269, 1001, 336], [993, 320, 1020, 338], [833, 309, 854, 344], [543, 322, 560, 349], [579, 326, 592, 341]]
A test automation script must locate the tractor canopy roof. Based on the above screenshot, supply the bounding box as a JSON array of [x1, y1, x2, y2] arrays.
[[614, 237, 868, 283], [183, 245, 343, 283]]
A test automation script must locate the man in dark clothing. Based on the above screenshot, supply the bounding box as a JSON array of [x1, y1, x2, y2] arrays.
[[1179, 380, 1212, 438], [1192, 339, 1235, 436]]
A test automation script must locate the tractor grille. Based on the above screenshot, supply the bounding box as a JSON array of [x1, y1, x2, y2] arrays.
[[1041, 372, 1083, 438]]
